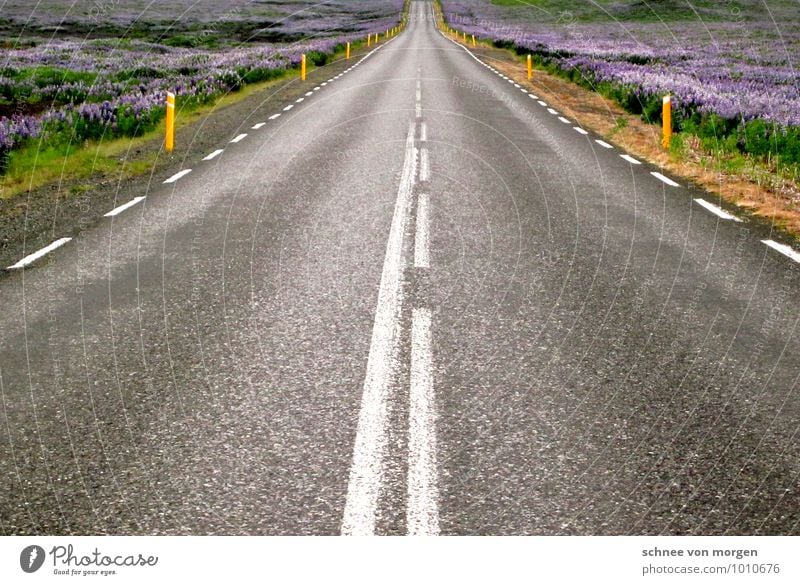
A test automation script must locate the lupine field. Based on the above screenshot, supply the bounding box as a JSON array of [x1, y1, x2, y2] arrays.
[[0, 0, 405, 175], [441, 0, 800, 166]]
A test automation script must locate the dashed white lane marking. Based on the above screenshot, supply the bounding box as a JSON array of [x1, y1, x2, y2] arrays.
[[283, 104, 294, 111], [416, 102, 422, 118], [321, 82, 328, 86], [420, 122, 427, 142], [694, 198, 742, 222], [252, 122, 266, 130], [420, 148, 430, 181], [230, 133, 248, 143], [414, 193, 429, 269], [7, 238, 72, 270], [416, 88, 422, 101], [538, 100, 547, 106], [620, 154, 641, 165], [595, 139, 613, 149], [407, 307, 439, 536], [558, 116, 571, 124], [296, 97, 305, 103], [269, 113, 281, 120], [163, 169, 192, 184], [305, 91, 314, 96], [202, 149, 224, 161], [574, 127, 589, 135], [314, 86, 321, 91], [547, 108, 559, 115], [651, 171, 679, 187], [513, 83, 520, 88], [104, 196, 145, 217], [530, 94, 539, 99], [762, 239, 800, 263], [342, 125, 418, 536], [520, 88, 528, 93]]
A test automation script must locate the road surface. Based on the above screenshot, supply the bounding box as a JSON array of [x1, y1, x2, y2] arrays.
[[1, 0, 799, 535]]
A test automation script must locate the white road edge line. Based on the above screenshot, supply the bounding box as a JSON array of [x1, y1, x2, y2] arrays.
[[341, 125, 418, 536], [269, 113, 281, 120], [7, 238, 72, 270], [558, 116, 571, 124], [163, 169, 192, 184], [104, 196, 145, 218], [762, 239, 800, 263], [407, 307, 439, 536], [573, 127, 589, 135], [651, 171, 679, 187], [595, 139, 613, 149], [283, 104, 294, 111], [230, 133, 247, 143], [620, 154, 641, 165], [694, 198, 742, 222], [252, 123, 266, 130], [414, 193, 429, 268], [202, 149, 224, 161], [547, 108, 559, 115]]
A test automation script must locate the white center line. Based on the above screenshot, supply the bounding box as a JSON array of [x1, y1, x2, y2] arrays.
[[694, 198, 742, 222], [407, 307, 439, 536], [651, 171, 679, 187], [620, 154, 641, 165], [7, 238, 72, 270], [202, 149, 224, 161], [595, 139, 613, 149], [252, 123, 266, 130], [342, 125, 418, 536], [230, 133, 248, 143], [762, 239, 800, 263], [420, 148, 430, 181], [163, 169, 192, 184], [573, 127, 589, 135], [414, 193, 429, 269], [104, 196, 145, 217]]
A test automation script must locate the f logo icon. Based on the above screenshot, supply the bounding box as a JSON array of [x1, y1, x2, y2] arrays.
[[20, 545, 45, 573]]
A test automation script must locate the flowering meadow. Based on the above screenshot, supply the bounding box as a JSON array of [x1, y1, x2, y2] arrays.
[[440, 0, 800, 166], [0, 0, 405, 174]]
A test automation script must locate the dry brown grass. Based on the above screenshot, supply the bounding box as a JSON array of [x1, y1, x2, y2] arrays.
[[464, 42, 800, 239]]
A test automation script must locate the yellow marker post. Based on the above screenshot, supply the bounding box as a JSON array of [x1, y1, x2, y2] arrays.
[[527, 55, 532, 80], [662, 95, 672, 149], [367, 34, 371, 47], [472, 34, 476, 47], [301, 53, 306, 81], [346, 42, 350, 60], [165, 92, 175, 153]]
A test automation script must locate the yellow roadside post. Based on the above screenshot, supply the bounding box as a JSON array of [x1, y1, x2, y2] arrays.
[[165, 92, 175, 152], [472, 34, 476, 47], [301, 53, 306, 81], [346, 42, 351, 59], [527, 55, 532, 80], [367, 34, 371, 47], [662, 95, 672, 148]]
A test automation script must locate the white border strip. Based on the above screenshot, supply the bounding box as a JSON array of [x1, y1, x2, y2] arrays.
[[163, 169, 192, 184], [694, 198, 742, 222], [762, 239, 800, 263], [104, 196, 145, 218], [7, 238, 72, 270]]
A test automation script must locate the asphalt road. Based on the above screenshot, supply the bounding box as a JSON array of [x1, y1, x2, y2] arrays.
[[1, 0, 798, 536]]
